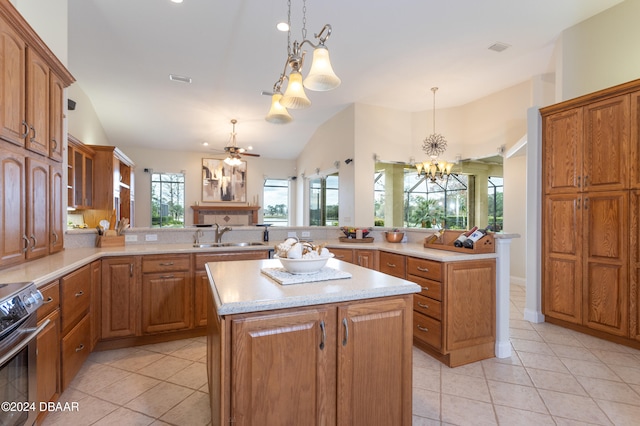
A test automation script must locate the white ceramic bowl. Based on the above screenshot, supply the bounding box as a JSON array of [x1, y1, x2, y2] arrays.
[[275, 253, 334, 274]]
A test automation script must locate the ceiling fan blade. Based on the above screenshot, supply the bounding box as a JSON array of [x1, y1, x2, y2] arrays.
[[241, 152, 260, 157]]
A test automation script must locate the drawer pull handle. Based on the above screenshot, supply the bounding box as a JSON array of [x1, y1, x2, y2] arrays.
[[319, 320, 326, 350], [43, 297, 53, 304], [422, 286, 429, 291], [159, 262, 174, 266], [342, 318, 349, 346], [417, 302, 429, 309], [75, 343, 85, 352], [417, 325, 429, 332], [335, 255, 345, 259], [386, 262, 396, 268], [160, 275, 175, 279], [75, 291, 84, 297], [417, 266, 429, 272]]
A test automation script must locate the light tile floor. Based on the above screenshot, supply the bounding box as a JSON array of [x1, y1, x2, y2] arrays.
[[43, 284, 640, 425]]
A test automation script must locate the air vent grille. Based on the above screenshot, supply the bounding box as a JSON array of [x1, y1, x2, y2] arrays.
[[488, 42, 511, 53]]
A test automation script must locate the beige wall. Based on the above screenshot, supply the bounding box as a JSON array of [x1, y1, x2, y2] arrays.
[[14, 0, 67, 65]]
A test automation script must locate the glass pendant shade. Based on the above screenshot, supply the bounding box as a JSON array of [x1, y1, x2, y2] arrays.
[[224, 156, 242, 166], [265, 93, 293, 124], [303, 46, 341, 91], [280, 71, 311, 109]]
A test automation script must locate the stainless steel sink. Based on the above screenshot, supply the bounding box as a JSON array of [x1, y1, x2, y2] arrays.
[[192, 242, 267, 248]]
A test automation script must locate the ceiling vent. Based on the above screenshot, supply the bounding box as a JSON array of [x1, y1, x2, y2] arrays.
[[488, 42, 511, 53], [169, 74, 192, 83]]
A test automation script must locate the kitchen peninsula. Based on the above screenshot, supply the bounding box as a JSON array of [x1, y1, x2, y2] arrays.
[[205, 258, 420, 426]]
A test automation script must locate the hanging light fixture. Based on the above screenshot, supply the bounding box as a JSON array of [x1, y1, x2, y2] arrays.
[[416, 87, 455, 182], [263, 0, 340, 123], [224, 119, 244, 166]]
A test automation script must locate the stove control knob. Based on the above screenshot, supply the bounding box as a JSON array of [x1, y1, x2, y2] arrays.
[[23, 290, 43, 308]]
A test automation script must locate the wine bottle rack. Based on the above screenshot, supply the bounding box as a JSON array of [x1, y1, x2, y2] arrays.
[[423, 230, 495, 254]]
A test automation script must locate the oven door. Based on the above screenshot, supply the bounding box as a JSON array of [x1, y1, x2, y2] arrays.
[[0, 315, 49, 426]]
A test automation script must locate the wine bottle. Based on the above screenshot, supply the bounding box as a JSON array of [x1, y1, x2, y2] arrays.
[[463, 228, 487, 249], [453, 226, 477, 247]]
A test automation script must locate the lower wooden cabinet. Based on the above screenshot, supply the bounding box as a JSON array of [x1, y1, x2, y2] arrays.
[[378, 251, 406, 278], [331, 248, 377, 269], [61, 314, 90, 390], [142, 271, 192, 334], [212, 295, 413, 425], [36, 308, 60, 424], [101, 256, 138, 339]]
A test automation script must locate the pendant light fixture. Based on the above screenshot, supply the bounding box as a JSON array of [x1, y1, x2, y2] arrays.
[[416, 87, 455, 182], [264, 0, 340, 124]]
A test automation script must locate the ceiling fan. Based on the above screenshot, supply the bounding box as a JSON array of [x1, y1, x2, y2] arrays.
[[221, 119, 260, 165]]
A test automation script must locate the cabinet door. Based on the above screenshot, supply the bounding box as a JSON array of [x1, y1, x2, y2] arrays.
[[101, 257, 137, 339], [25, 48, 49, 156], [444, 260, 496, 352], [36, 310, 60, 421], [48, 72, 63, 161], [543, 194, 583, 323], [631, 190, 640, 342], [141, 272, 192, 333], [355, 249, 376, 269], [583, 95, 630, 192], [543, 107, 583, 194], [337, 297, 413, 426], [194, 271, 209, 327], [90, 260, 101, 350], [49, 164, 63, 253], [0, 18, 26, 147], [632, 91, 640, 190], [25, 156, 48, 259], [583, 191, 628, 336], [0, 149, 25, 267], [231, 308, 336, 425]]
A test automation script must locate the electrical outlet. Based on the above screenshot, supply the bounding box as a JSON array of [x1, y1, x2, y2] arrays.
[[287, 232, 297, 238], [301, 231, 310, 238], [145, 234, 158, 241], [125, 234, 137, 242]]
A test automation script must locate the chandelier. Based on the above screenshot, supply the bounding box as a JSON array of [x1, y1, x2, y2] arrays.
[[224, 120, 243, 166], [264, 0, 341, 124], [416, 87, 454, 182]]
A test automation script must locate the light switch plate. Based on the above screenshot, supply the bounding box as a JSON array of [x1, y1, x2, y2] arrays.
[[125, 234, 137, 242], [287, 232, 297, 238], [301, 231, 310, 238], [145, 234, 158, 241]]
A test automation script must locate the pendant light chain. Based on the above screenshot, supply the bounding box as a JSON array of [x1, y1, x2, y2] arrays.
[[286, 0, 292, 56], [302, 0, 307, 41], [432, 87, 437, 134]]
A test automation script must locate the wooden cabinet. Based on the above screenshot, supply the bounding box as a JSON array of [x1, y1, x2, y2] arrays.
[[378, 251, 406, 278], [90, 260, 101, 349], [25, 48, 49, 156], [0, 148, 25, 267], [101, 256, 138, 339], [331, 247, 377, 269], [408, 256, 496, 367], [25, 156, 48, 259], [67, 135, 94, 209], [60, 265, 92, 390], [48, 72, 63, 161], [49, 163, 63, 253], [0, 17, 26, 147], [36, 280, 60, 423], [631, 190, 640, 342], [541, 80, 640, 348], [218, 296, 413, 425], [92, 145, 135, 225], [193, 250, 269, 327], [141, 255, 192, 334]]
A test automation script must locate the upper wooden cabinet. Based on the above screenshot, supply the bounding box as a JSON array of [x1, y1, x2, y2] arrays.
[[0, 17, 26, 147], [92, 145, 135, 225], [543, 94, 630, 194], [67, 135, 94, 210], [48, 72, 64, 161]]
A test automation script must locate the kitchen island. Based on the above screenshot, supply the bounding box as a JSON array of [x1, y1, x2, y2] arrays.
[[205, 258, 421, 426]]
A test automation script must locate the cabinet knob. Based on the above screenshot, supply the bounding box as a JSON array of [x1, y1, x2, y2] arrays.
[[75, 343, 85, 352], [75, 291, 84, 297]]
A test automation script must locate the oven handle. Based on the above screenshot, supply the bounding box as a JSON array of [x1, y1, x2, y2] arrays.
[[0, 319, 50, 367]]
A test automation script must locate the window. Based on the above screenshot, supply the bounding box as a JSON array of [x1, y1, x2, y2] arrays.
[[309, 173, 339, 226], [151, 173, 185, 227], [263, 179, 289, 226], [488, 177, 503, 231]]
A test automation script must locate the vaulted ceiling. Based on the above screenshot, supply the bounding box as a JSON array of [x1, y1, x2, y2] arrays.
[[68, 0, 622, 159]]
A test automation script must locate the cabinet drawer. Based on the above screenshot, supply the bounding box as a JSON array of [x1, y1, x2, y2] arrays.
[[413, 311, 442, 350], [413, 294, 442, 320], [61, 265, 91, 334], [408, 275, 442, 301], [37, 280, 60, 322], [378, 252, 406, 278], [331, 248, 354, 263], [194, 250, 269, 270], [142, 255, 191, 273], [407, 257, 442, 281], [61, 313, 90, 391]]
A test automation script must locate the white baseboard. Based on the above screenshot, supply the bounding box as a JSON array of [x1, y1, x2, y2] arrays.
[[524, 308, 545, 323]]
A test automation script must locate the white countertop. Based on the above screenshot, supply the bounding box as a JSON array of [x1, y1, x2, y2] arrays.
[[206, 258, 422, 315], [0, 237, 504, 288]]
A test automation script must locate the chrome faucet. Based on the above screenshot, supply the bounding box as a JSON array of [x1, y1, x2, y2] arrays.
[[194, 229, 204, 244], [214, 223, 232, 243]]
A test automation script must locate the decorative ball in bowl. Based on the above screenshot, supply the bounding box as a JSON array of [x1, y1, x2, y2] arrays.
[[275, 253, 335, 274], [385, 231, 404, 243]]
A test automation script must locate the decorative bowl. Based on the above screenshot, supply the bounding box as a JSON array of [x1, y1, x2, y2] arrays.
[[384, 231, 404, 243], [275, 254, 334, 274]]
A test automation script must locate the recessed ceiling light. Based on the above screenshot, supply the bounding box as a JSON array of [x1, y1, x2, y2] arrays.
[[276, 22, 289, 32], [171, 0, 183, 3], [202, 141, 209, 146], [169, 74, 192, 83]]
